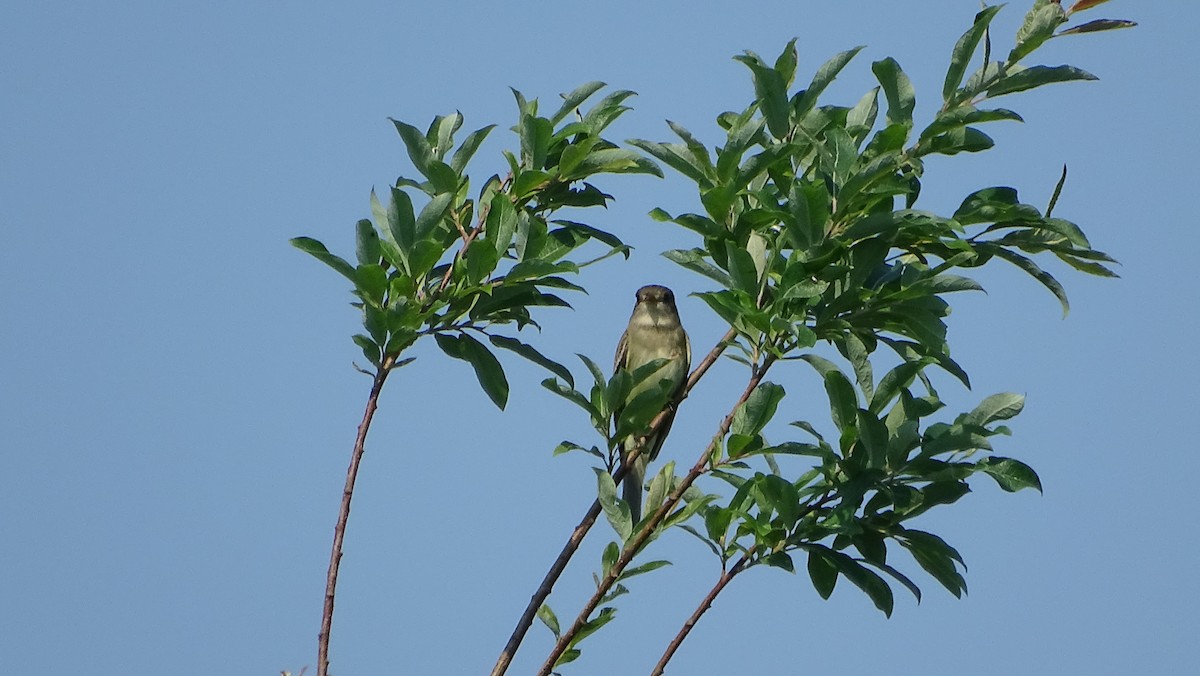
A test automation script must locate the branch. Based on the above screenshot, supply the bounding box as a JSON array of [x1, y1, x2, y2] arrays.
[[650, 493, 834, 673], [537, 354, 775, 676], [317, 354, 396, 676], [489, 328, 737, 676], [650, 552, 753, 676]]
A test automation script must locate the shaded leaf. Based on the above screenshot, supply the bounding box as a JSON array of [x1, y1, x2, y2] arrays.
[[489, 335, 574, 387], [968, 392, 1025, 425], [1057, 19, 1137, 36], [979, 456, 1043, 492], [988, 65, 1098, 98], [290, 237, 357, 282], [872, 57, 916, 127], [944, 5, 1004, 101], [731, 382, 786, 437], [434, 333, 510, 409], [595, 467, 633, 541]]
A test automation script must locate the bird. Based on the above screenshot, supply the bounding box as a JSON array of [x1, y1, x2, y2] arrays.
[[613, 284, 691, 523]]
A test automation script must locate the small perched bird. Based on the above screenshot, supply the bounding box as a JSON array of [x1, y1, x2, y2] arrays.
[[614, 284, 691, 522]]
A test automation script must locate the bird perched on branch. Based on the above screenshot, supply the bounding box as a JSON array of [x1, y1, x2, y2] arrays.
[[614, 284, 691, 522]]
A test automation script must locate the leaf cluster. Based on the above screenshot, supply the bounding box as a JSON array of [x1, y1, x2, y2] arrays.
[[292, 84, 662, 407], [538, 4, 1129, 661]]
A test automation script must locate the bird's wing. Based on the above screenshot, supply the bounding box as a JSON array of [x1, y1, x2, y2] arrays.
[[614, 329, 629, 372]]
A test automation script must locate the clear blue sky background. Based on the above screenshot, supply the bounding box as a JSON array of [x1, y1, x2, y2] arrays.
[[3, 2, 1195, 674]]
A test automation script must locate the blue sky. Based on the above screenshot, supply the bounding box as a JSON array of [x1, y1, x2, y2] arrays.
[[3, 1, 1195, 674]]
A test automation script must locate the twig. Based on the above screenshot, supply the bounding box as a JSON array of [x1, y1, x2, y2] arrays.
[[650, 492, 834, 673], [317, 353, 397, 676], [489, 328, 737, 676], [650, 552, 753, 676], [537, 355, 775, 676]]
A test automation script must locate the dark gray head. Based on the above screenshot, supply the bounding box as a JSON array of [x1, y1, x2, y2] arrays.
[[635, 284, 677, 308]]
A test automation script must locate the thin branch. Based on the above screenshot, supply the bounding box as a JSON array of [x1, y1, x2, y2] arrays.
[[651, 492, 835, 673], [537, 354, 775, 676], [317, 353, 396, 676], [489, 328, 737, 676], [650, 552, 753, 676], [433, 174, 514, 299]]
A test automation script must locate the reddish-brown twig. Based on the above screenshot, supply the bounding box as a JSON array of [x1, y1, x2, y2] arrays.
[[650, 551, 753, 676], [651, 491, 835, 673], [317, 353, 396, 676]]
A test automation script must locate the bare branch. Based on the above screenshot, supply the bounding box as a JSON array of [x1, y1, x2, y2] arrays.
[[317, 354, 396, 676]]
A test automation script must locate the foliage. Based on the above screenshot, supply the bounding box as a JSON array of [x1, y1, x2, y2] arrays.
[[534, 1, 1128, 671], [293, 2, 1132, 674], [293, 83, 660, 405]]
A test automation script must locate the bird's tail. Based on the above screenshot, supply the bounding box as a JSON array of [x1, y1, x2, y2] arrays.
[[622, 453, 647, 524]]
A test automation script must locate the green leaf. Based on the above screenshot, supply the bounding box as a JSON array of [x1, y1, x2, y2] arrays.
[[870, 361, 925, 415], [434, 333, 510, 409], [855, 408, 889, 469], [1009, 1, 1067, 64], [954, 187, 1040, 225], [944, 5, 1004, 101], [805, 546, 839, 599], [898, 529, 967, 598], [354, 264, 388, 305], [731, 382, 785, 437], [541, 378, 596, 417], [663, 249, 734, 288], [921, 107, 1023, 142], [618, 559, 672, 581], [567, 607, 616, 651], [488, 335, 574, 387], [484, 195, 518, 259], [735, 51, 790, 139], [645, 461, 675, 517], [381, 187, 417, 262], [667, 120, 717, 179], [968, 392, 1025, 425], [414, 193, 453, 241], [601, 540, 619, 577], [352, 334, 381, 367], [595, 467, 633, 541], [390, 118, 434, 176], [725, 241, 760, 295], [846, 87, 880, 143], [450, 124, 496, 175], [290, 237, 357, 282], [427, 112, 463, 161], [1056, 19, 1137, 36], [537, 603, 561, 638], [921, 127, 995, 156], [551, 81, 607, 125], [840, 333, 874, 403], [554, 649, 581, 667], [836, 555, 895, 617], [979, 456, 1043, 492], [804, 546, 894, 617], [987, 65, 1098, 98], [519, 114, 553, 170], [794, 46, 867, 120], [566, 147, 662, 178], [872, 561, 923, 603], [627, 139, 712, 186], [871, 57, 916, 128], [765, 552, 795, 573], [354, 220, 382, 266], [989, 246, 1070, 316]]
